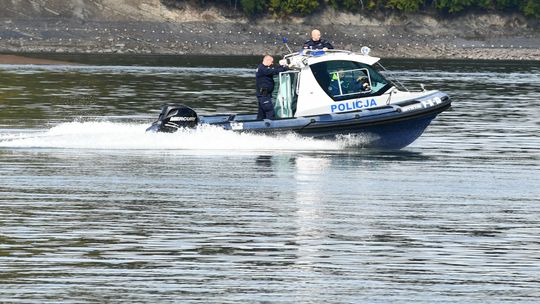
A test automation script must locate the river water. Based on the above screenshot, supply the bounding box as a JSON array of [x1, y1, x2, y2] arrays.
[[0, 55, 539, 303]]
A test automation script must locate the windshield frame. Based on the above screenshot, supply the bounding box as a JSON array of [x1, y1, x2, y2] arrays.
[[309, 60, 392, 101]]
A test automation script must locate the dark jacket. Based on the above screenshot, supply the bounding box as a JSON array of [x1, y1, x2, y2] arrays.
[[255, 63, 289, 96], [303, 39, 334, 50]]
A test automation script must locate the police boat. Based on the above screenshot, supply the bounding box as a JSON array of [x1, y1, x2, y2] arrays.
[[146, 48, 451, 149]]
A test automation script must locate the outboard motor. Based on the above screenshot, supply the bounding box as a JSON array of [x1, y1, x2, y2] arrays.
[[146, 104, 199, 133]]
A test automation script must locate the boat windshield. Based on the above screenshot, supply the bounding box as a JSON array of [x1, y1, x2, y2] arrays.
[[310, 60, 391, 101]]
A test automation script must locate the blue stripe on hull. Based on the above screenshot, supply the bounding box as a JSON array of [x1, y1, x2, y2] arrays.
[[361, 115, 435, 149], [299, 114, 436, 149]]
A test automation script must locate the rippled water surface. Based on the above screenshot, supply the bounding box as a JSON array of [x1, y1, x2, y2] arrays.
[[1, 55, 539, 303]]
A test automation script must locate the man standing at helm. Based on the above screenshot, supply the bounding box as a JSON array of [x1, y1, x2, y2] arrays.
[[255, 55, 289, 120], [303, 29, 334, 51]]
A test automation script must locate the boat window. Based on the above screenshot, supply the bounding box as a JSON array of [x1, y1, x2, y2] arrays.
[[310, 60, 391, 101]]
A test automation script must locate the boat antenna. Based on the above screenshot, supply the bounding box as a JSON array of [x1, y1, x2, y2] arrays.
[[376, 62, 409, 92], [282, 37, 293, 54]]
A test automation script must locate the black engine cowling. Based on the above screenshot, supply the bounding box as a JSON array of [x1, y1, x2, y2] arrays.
[[146, 104, 199, 133]]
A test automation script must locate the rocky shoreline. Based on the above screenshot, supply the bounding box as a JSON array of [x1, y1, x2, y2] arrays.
[[1, 4, 539, 61]]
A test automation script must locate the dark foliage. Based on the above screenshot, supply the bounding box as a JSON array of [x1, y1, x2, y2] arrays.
[[161, 0, 540, 18]]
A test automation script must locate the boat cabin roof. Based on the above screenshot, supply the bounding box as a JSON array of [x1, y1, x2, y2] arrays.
[[285, 49, 381, 69]]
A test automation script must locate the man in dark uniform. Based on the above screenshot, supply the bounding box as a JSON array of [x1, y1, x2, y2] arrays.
[[255, 55, 289, 120], [303, 29, 334, 50]]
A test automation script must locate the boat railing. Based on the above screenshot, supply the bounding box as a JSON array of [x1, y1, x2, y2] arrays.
[[376, 62, 409, 92], [284, 49, 354, 60]]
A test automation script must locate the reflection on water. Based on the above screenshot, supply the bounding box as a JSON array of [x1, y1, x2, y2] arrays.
[[0, 56, 539, 303]]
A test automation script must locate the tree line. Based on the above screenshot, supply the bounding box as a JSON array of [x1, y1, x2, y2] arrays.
[[166, 0, 540, 19]]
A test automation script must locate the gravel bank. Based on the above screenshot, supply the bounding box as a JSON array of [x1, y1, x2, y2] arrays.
[[1, 5, 539, 61]]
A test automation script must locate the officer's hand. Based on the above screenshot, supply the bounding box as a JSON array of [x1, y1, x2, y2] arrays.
[[278, 59, 287, 66]]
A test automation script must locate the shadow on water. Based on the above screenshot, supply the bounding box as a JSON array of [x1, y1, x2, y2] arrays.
[[15, 52, 540, 72], [15, 52, 263, 68], [251, 150, 434, 178], [339, 149, 431, 161]]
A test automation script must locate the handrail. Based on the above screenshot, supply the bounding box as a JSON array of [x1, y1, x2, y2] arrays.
[[376, 62, 409, 92], [284, 49, 354, 59]]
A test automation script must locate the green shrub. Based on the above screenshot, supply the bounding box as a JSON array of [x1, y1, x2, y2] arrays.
[[326, 0, 362, 12], [269, 0, 320, 15], [240, 0, 267, 15], [435, 0, 475, 13], [522, 0, 540, 18], [386, 0, 425, 11]]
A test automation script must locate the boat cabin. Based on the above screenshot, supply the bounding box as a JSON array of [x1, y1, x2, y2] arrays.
[[274, 49, 432, 118]]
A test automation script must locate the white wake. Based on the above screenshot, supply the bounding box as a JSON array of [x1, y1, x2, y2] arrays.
[[0, 121, 372, 151]]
